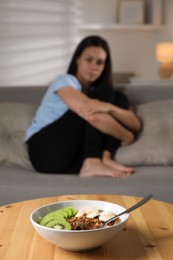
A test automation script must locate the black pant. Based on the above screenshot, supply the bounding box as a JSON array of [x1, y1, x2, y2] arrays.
[[27, 86, 129, 174]]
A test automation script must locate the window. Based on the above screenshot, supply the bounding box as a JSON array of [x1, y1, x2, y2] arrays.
[[0, 0, 79, 86]]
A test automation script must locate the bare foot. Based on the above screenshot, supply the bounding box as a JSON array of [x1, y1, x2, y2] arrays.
[[79, 158, 124, 178], [103, 157, 134, 176]]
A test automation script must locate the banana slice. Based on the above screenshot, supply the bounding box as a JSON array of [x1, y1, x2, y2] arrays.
[[99, 211, 115, 222], [75, 207, 115, 221], [84, 207, 97, 215], [75, 209, 85, 217], [86, 208, 100, 218]]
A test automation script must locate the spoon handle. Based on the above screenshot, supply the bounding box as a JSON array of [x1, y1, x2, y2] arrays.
[[102, 194, 153, 228]]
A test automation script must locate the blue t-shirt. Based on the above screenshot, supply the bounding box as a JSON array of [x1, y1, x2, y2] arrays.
[[25, 73, 82, 142]]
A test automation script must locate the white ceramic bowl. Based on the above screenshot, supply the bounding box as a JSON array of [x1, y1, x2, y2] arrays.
[[30, 200, 129, 251]]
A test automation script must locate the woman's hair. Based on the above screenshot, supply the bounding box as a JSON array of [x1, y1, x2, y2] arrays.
[[67, 35, 113, 87]]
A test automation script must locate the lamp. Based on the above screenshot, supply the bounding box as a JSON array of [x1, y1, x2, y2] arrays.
[[156, 42, 173, 78]]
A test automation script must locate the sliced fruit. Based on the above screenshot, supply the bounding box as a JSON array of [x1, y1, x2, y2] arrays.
[[99, 211, 115, 222], [63, 207, 78, 217], [38, 207, 78, 227], [58, 209, 69, 218], [75, 209, 85, 217], [45, 218, 71, 230], [70, 207, 78, 216], [39, 214, 64, 226], [86, 208, 99, 218]]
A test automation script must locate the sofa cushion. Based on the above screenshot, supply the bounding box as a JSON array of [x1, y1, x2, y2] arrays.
[[0, 102, 37, 169], [115, 99, 173, 166]]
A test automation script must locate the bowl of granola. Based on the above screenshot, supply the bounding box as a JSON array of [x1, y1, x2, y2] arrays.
[[30, 200, 129, 251]]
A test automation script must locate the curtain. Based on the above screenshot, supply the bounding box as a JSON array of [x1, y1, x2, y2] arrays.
[[0, 0, 79, 86]]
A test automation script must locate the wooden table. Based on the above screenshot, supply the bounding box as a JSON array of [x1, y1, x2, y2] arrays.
[[0, 194, 173, 260]]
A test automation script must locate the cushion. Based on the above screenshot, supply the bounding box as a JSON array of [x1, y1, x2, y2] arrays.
[[115, 99, 173, 166], [0, 102, 37, 169]]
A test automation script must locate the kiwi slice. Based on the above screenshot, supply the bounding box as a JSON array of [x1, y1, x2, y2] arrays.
[[47, 210, 69, 219], [39, 210, 67, 225], [58, 209, 69, 218], [39, 214, 64, 226], [63, 207, 78, 218], [69, 207, 78, 216], [39, 207, 77, 227], [45, 218, 71, 230]]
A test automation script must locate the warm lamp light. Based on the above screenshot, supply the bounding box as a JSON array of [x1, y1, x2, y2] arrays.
[[156, 43, 173, 78]]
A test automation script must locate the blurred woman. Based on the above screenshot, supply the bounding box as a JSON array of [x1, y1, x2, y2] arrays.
[[25, 35, 141, 177]]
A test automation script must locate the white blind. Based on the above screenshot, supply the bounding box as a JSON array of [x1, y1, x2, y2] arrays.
[[0, 0, 79, 86]]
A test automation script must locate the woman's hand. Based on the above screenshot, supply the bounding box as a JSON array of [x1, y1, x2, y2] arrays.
[[79, 99, 112, 118]]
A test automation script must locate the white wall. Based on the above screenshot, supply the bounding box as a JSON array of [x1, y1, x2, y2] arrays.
[[80, 0, 173, 78]]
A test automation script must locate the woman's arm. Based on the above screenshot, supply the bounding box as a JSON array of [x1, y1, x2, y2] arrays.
[[57, 86, 135, 145], [57, 86, 89, 117], [86, 111, 135, 145], [79, 99, 141, 132], [109, 104, 141, 132]]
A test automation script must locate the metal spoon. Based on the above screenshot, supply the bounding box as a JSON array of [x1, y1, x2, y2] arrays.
[[101, 194, 153, 228]]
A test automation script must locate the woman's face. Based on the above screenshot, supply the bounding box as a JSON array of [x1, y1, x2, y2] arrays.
[[76, 46, 107, 86]]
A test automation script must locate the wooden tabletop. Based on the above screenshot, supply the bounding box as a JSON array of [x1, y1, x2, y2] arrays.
[[0, 194, 173, 260]]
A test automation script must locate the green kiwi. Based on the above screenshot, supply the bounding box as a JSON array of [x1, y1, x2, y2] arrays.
[[39, 214, 64, 226], [39, 210, 64, 225], [63, 207, 78, 217], [39, 206, 77, 228], [58, 209, 69, 218], [69, 207, 78, 216], [45, 218, 71, 230]]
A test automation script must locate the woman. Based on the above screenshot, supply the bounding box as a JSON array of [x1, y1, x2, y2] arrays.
[[25, 35, 141, 178]]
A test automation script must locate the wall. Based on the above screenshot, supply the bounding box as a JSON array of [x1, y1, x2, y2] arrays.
[[80, 0, 173, 78]]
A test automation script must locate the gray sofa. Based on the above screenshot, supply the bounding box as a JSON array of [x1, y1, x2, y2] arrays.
[[0, 85, 173, 205]]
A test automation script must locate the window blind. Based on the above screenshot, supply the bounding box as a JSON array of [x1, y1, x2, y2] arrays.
[[0, 0, 79, 86]]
